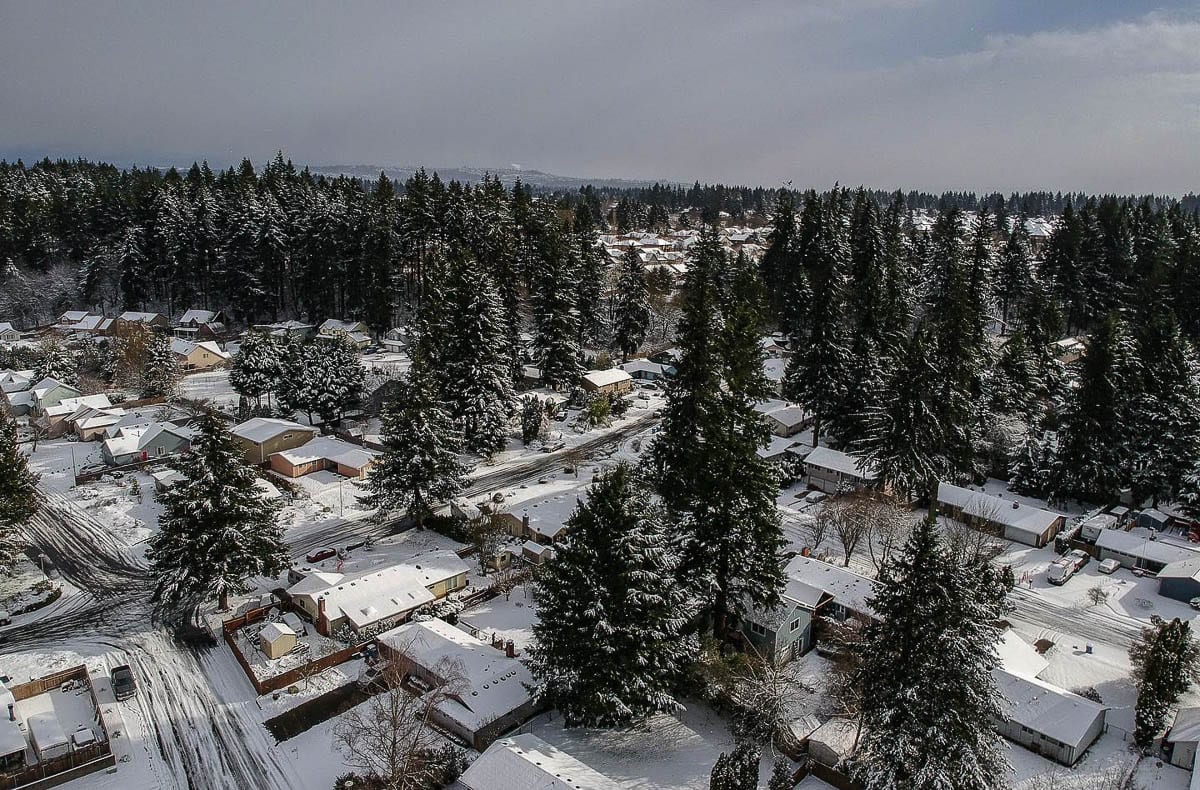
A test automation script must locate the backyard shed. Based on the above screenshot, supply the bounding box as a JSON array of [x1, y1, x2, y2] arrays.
[[259, 622, 298, 659]]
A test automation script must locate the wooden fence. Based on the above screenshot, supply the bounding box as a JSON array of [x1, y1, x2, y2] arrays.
[[0, 666, 114, 790], [222, 604, 364, 695]]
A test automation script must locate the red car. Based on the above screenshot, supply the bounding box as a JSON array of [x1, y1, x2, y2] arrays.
[[305, 547, 337, 564]]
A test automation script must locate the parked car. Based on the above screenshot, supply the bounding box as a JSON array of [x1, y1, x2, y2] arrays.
[[111, 665, 137, 700], [1046, 558, 1076, 586], [305, 547, 337, 564], [1190, 597, 1200, 611], [0, 611, 10, 626], [1066, 549, 1090, 570], [804, 491, 828, 505], [1098, 558, 1121, 575]]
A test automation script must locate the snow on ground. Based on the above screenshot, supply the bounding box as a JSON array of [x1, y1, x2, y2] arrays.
[[178, 368, 240, 412], [25, 438, 103, 491], [69, 470, 163, 557], [255, 658, 366, 719], [529, 702, 778, 789], [456, 585, 540, 650]]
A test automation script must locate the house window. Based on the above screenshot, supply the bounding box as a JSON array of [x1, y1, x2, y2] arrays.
[[790, 618, 801, 632]]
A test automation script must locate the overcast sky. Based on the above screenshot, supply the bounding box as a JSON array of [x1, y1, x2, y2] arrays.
[[1, 1, 1197, 194]]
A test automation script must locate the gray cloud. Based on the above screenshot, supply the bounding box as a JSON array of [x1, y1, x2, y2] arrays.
[[0, 1, 1196, 193]]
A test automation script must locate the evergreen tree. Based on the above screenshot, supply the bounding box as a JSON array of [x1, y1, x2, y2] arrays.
[[854, 518, 1008, 790], [613, 246, 650, 362], [573, 202, 608, 348], [147, 415, 286, 610], [35, 338, 77, 385], [1051, 313, 1136, 503], [528, 464, 697, 727], [278, 337, 365, 429], [140, 332, 181, 398], [520, 394, 545, 445], [229, 331, 284, 408], [768, 757, 793, 790], [1010, 430, 1055, 499], [708, 740, 760, 790], [995, 213, 1034, 333], [365, 375, 465, 528], [1131, 617, 1200, 747], [0, 412, 38, 573]]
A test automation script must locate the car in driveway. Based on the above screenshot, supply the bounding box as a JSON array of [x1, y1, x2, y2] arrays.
[[1047, 558, 1077, 586], [1066, 549, 1090, 571], [803, 491, 828, 505], [111, 665, 137, 700], [305, 547, 338, 564], [1098, 558, 1121, 575]]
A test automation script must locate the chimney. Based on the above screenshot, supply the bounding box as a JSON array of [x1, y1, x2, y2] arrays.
[[7, 704, 13, 722], [505, 640, 516, 658], [521, 514, 530, 536], [492, 634, 503, 650]]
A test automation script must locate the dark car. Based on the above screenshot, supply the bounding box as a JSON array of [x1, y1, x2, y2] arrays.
[[306, 547, 338, 564], [111, 665, 137, 700]]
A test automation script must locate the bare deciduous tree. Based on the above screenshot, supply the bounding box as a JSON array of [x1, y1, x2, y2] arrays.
[[866, 499, 912, 573], [729, 645, 813, 748], [940, 495, 1006, 567], [828, 493, 873, 568], [332, 648, 468, 789]]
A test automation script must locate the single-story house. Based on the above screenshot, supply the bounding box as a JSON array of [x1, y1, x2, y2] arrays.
[[0, 322, 19, 343], [42, 393, 113, 437], [258, 622, 298, 660], [620, 359, 672, 382], [230, 417, 319, 465], [1165, 707, 1200, 770], [251, 320, 316, 340], [173, 309, 226, 339], [1094, 527, 1197, 573], [459, 733, 623, 790], [1157, 557, 1200, 603], [494, 488, 583, 545], [936, 483, 1065, 548], [289, 550, 470, 636], [269, 436, 379, 479], [69, 404, 127, 441], [580, 368, 634, 396], [101, 422, 195, 466], [741, 576, 831, 663], [318, 318, 372, 349], [759, 403, 810, 438], [803, 446, 875, 495], [785, 555, 880, 624], [757, 434, 797, 463], [992, 668, 1107, 766], [59, 310, 90, 325], [376, 619, 540, 750], [170, 338, 230, 371], [55, 312, 111, 336], [115, 311, 169, 330]]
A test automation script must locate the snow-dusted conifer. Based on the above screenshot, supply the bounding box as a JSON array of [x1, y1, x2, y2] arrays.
[[365, 373, 465, 528], [140, 332, 180, 398], [528, 464, 697, 727], [147, 415, 286, 610], [613, 246, 650, 362], [853, 518, 1008, 790], [0, 412, 37, 573], [229, 331, 284, 408]]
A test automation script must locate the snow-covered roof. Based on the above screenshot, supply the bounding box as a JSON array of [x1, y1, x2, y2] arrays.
[[1095, 527, 1197, 566], [0, 716, 23, 758], [274, 436, 379, 471], [319, 318, 366, 333], [763, 357, 786, 381], [178, 309, 219, 324], [1168, 708, 1200, 745], [258, 622, 295, 643], [997, 629, 1049, 679], [378, 619, 534, 734], [803, 446, 874, 480], [0, 322, 15, 334], [505, 485, 584, 540], [459, 733, 622, 790], [937, 483, 1062, 538], [785, 555, 879, 619], [230, 417, 317, 444], [60, 310, 89, 323], [521, 540, 553, 557], [993, 668, 1106, 748], [286, 570, 346, 597], [581, 368, 632, 388], [1158, 556, 1200, 582], [762, 404, 809, 429], [0, 369, 34, 393], [117, 311, 163, 323], [27, 712, 69, 751], [807, 718, 858, 759], [757, 434, 796, 460], [45, 393, 112, 419], [620, 359, 667, 376]]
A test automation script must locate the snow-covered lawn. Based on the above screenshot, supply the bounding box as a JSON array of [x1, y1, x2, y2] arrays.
[[457, 586, 540, 650], [69, 470, 163, 554], [178, 368, 240, 411]]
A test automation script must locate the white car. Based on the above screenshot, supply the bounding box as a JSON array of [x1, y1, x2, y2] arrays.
[[803, 491, 828, 505], [1098, 558, 1120, 575], [1046, 558, 1076, 586]]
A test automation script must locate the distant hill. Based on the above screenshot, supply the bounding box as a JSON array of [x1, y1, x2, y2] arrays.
[[308, 163, 674, 190]]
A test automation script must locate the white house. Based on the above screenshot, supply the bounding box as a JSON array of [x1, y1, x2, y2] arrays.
[[936, 483, 1065, 548], [803, 446, 875, 494], [992, 668, 1107, 766], [0, 323, 19, 343], [1094, 527, 1196, 573], [459, 734, 622, 790]]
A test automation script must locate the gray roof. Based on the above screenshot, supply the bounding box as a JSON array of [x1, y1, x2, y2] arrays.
[[1095, 528, 1196, 566], [993, 668, 1107, 748]]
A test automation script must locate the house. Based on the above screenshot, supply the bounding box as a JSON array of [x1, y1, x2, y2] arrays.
[[251, 320, 316, 341], [375, 619, 540, 750], [173, 309, 225, 339], [1165, 708, 1200, 770], [40, 393, 114, 438], [0, 369, 34, 394], [620, 359, 671, 382], [58, 310, 90, 325], [3, 665, 113, 782], [269, 436, 379, 479], [230, 417, 318, 465], [54, 312, 110, 336], [992, 668, 1107, 766], [101, 422, 195, 466], [785, 555, 879, 624], [741, 577, 831, 663], [806, 718, 859, 767], [114, 311, 169, 331], [1079, 512, 1119, 542], [289, 551, 470, 636], [68, 403, 127, 441], [459, 734, 623, 790], [11, 377, 83, 417], [1094, 527, 1196, 573], [493, 486, 583, 544], [318, 318, 372, 349], [1157, 557, 1200, 603], [936, 483, 1065, 548], [258, 622, 298, 659], [996, 628, 1050, 679], [521, 540, 556, 565], [580, 368, 633, 396], [757, 434, 797, 463], [380, 327, 406, 353], [754, 401, 810, 438], [170, 338, 230, 371], [0, 322, 19, 343], [803, 446, 875, 494]]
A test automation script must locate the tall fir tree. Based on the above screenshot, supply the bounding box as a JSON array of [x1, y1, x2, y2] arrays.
[[613, 246, 651, 362], [229, 331, 284, 408], [995, 213, 1034, 333], [365, 374, 465, 528], [141, 332, 181, 398], [1131, 617, 1200, 747], [0, 412, 38, 572], [529, 464, 697, 727], [854, 518, 1008, 790], [147, 415, 287, 610]]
